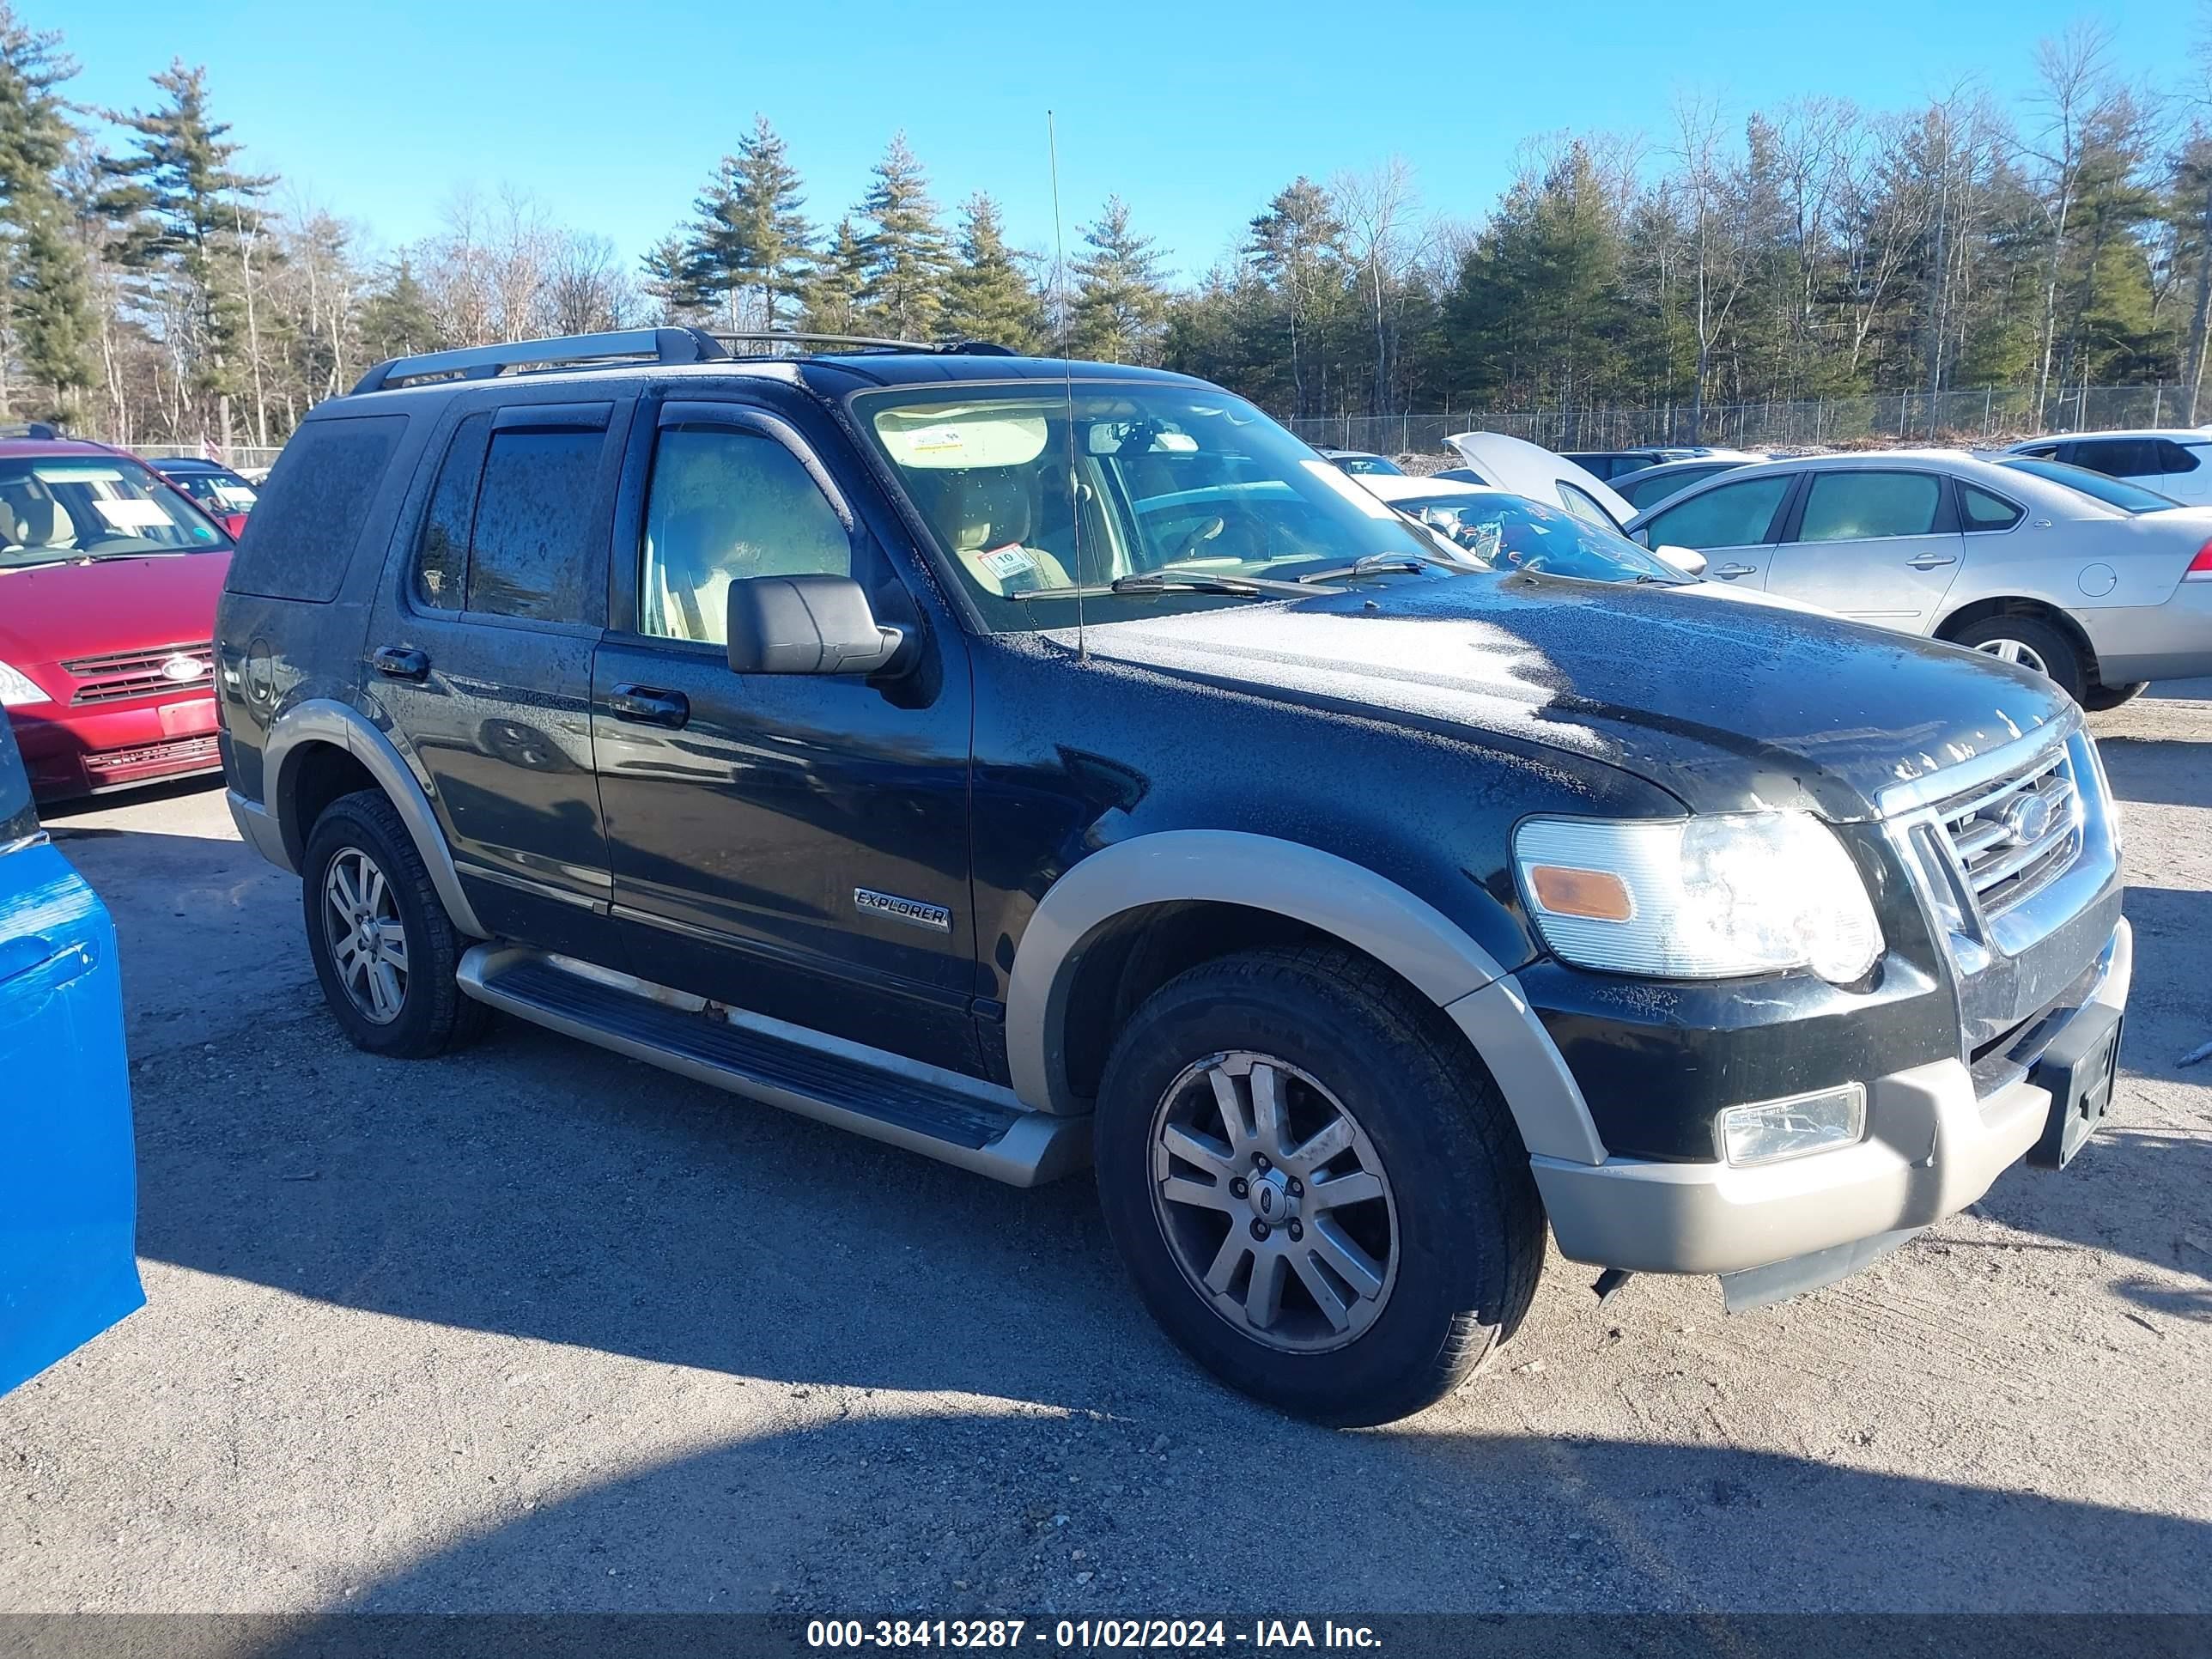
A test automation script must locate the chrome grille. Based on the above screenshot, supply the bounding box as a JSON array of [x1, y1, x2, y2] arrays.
[[1931, 744, 2082, 918], [59, 641, 215, 706]]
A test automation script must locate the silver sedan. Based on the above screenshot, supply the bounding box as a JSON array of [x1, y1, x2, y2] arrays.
[[1624, 448, 2212, 708]]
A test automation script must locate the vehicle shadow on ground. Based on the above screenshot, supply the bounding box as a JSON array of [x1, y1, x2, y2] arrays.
[[2095, 737, 2212, 810], [210, 1411, 2212, 1619]]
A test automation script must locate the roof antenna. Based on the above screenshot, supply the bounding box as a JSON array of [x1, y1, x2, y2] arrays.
[[1048, 109, 1086, 662]]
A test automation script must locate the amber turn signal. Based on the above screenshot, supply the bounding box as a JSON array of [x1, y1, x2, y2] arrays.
[[1527, 865, 1635, 921]]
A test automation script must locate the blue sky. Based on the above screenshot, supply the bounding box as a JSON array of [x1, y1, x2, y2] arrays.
[[54, 0, 2187, 282]]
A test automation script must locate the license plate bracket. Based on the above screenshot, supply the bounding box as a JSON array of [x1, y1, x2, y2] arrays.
[[2027, 1002, 2122, 1170]]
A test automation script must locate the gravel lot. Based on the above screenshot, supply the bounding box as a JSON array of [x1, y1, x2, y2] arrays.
[[3, 685, 2209, 1616]]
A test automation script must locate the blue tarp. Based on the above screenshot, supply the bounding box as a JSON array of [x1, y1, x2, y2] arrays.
[[0, 723, 143, 1396]]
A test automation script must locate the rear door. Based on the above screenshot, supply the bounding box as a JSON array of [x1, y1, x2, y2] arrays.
[[1761, 469, 1964, 631], [590, 390, 981, 1074], [1632, 470, 1798, 587], [366, 394, 627, 959]]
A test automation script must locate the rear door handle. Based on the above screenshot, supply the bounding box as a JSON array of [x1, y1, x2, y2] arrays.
[[610, 684, 690, 729], [1713, 563, 1759, 580], [1908, 554, 1958, 570], [372, 645, 430, 680]]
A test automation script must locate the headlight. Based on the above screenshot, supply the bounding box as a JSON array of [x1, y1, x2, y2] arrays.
[[0, 660, 49, 708], [1514, 811, 1884, 982]]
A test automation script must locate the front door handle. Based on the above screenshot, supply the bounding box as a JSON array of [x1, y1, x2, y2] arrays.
[[1908, 553, 1958, 570], [1713, 562, 1759, 580], [372, 645, 430, 681], [610, 684, 690, 729]]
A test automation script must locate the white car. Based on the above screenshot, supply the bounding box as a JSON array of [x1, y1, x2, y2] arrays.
[[1626, 448, 2212, 707], [2003, 429, 2212, 507], [1352, 474, 1831, 615], [1439, 432, 1640, 531]]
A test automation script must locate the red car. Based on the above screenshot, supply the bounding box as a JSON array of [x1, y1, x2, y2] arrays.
[[0, 436, 234, 801]]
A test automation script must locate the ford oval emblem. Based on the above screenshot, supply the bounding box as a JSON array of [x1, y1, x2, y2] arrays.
[[2001, 793, 2054, 846], [161, 653, 209, 684]]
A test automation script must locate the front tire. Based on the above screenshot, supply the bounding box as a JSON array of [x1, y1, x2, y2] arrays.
[[1094, 946, 1544, 1426], [301, 789, 487, 1058]]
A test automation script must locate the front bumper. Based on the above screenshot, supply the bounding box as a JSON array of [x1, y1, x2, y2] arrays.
[[8, 695, 223, 801], [1530, 915, 2131, 1277]]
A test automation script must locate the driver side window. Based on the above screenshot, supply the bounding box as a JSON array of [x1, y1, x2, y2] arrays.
[[640, 426, 853, 645], [1643, 474, 1792, 550]]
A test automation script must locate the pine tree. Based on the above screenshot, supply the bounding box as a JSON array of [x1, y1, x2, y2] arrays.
[[857, 133, 948, 339], [100, 60, 274, 446], [685, 116, 811, 333], [0, 4, 96, 421], [1245, 179, 1343, 416], [802, 216, 869, 334], [1072, 195, 1168, 363], [942, 193, 1042, 351], [641, 227, 712, 320], [358, 253, 438, 362]]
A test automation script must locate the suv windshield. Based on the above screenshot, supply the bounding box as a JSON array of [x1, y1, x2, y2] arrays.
[[1998, 456, 2179, 514], [1391, 491, 1688, 584], [0, 456, 229, 569], [853, 384, 1449, 630]]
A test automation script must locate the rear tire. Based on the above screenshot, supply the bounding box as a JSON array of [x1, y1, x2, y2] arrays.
[[2081, 680, 2148, 712], [1093, 945, 1544, 1426], [1948, 613, 2087, 702], [301, 789, 489, 1058]]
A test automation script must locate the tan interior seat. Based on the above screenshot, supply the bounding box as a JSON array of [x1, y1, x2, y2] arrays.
[[939, 470, 1073, 597]]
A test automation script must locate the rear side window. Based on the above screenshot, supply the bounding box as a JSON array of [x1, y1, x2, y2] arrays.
[[2071, 439, 2162, 478], [1643, 474, 1791, 550], [2157, 441, 2203, 477], [468, 430, 605, 622], [225, 416, 405, 602], [1960, 485, 2024, 531], [1796, 472, 1941, 542]]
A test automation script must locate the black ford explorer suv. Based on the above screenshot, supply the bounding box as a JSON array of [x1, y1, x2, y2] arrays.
[[216, 328, 2130, 1425]]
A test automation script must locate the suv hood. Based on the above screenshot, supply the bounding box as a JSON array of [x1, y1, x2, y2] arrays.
[[0, 552, 231, 665], [1073, 574, 2069, 820]]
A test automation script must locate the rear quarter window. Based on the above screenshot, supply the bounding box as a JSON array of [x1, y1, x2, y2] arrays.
[[226, 415, 408, 603]]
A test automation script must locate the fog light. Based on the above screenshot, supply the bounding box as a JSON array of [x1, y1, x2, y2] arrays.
[[1718, 1085, 1866, 1166]]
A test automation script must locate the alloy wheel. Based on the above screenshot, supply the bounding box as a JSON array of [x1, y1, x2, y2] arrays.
[[1148, 1050, 1400, 1354], [1974, 637, 2051, 677], [321, 847, 410, 1025]]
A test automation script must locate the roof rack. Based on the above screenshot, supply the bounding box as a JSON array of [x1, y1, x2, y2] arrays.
[[349, 327, 732, 396], [708, 332, 1014, 358]]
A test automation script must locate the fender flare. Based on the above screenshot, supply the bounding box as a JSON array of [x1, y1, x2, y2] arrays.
[[1003, 830, 1606, 1164], [264, 697, 489, 939]]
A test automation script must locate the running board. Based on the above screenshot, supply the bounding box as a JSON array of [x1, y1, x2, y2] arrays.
[[457, 945, 1090, 1187]]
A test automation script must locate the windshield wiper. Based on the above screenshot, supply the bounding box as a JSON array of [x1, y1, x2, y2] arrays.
[[1108, 569, 1325, 599], [1295, 551, 1460, 585]]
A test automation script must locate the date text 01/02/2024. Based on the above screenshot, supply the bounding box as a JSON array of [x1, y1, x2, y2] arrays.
[[803, 1619, 1382, 1650]]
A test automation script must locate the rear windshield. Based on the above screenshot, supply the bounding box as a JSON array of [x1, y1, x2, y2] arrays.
[[1998, 457, 2177, 514], [0, 456, 228, 569]]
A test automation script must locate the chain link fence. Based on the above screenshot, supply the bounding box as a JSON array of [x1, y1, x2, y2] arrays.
[[1289, 384, 2204, 459]]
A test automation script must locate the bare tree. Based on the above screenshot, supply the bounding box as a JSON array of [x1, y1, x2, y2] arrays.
[[544, 230, 637, 335], [1671, 94, 1758, 439], [1332, 157, 1419, 415], [2027, 22, 2118, 412]]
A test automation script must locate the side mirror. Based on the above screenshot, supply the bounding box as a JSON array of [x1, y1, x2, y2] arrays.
[[1655, 544, 1708, 577], [726, 575, 907, 677]]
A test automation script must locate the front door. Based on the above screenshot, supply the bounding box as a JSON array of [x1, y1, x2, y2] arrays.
[[591, 394, 980, 1074], [365, 396, 626, 959], [1763, 469, 1964, 631], [1633, 470, 1798, 588]]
